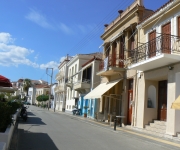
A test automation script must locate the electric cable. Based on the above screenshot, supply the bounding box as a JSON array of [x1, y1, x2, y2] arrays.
[[66, 0, 134, 55]]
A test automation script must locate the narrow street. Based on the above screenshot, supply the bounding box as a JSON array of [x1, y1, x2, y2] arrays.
[[10, 106, 180, 150]]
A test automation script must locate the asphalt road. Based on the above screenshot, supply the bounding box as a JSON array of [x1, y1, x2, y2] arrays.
[[10, 105, 180, 150]]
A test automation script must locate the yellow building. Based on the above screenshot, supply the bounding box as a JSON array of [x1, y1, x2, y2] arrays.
[[85, 0, 153, 125], [127, 0, 180, 139]]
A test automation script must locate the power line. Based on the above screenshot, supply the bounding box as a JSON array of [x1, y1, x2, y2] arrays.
[[66, 0, 134, 55]]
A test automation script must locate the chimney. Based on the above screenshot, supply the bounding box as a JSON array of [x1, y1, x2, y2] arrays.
[[104, 24, 108, 27], [118, 10, 123, 15]]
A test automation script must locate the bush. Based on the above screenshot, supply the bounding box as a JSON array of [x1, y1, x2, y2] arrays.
[[7, 101, 21, 114], [0, 102, 13, 132], [0, 101, 21, 132]]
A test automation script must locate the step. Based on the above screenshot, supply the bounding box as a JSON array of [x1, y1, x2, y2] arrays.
[[172, 137, 180, 141], [177, 133, 180, 138], [154, 120, 166, 126]]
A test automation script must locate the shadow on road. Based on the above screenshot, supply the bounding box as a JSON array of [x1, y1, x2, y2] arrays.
[[18, 111, 46, 125], [27, 111, 36, 116], [17, 129, 58, 150]]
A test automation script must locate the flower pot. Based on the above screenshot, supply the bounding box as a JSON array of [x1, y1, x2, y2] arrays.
[[84, 113, 87, 117]]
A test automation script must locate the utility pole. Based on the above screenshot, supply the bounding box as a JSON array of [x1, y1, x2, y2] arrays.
[[46, 68, 53, 110]]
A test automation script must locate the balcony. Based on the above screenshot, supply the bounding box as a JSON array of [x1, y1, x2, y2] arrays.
[[65, 77, 73, 89], [97, 53, 125, 77], [54, 84, 65, 92], [73, 79, 91, 94], [55, 71, 64, 80], [127, 34, 180, 71]]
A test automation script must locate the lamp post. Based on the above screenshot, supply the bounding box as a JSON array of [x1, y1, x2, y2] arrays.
[[46, 68, 53, 110]]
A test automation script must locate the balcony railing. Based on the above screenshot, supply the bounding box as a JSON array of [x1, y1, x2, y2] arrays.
[[127, 34, 180, 65], [54, 84, 64, 92], [55, 71, 64, 80], [99, 53, 124, 71], [73, 79, 91, 85]]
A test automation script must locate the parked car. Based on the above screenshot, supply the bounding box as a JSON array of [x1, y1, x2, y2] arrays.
[[24, 101, 31, 105]]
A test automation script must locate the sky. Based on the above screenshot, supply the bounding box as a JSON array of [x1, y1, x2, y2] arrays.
[[0, 0, 169, 84]]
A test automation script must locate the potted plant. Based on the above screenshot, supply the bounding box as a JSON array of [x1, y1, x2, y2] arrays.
[[83, 106, 89, 117]]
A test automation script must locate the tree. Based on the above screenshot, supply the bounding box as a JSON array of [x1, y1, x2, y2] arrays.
[[36, 94, 49, 102], [23, 78, 31, 98]]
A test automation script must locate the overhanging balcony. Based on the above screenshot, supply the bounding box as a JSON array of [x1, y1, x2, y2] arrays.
[[97, 53, 125, 77], [127, 34, 180, 71], [65, 77, 73, 89], [54, 84, 65, 92], [55, 71, 64, 80], [73, 79, 91, 94]]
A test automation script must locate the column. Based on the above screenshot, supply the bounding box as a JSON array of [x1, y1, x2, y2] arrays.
[[166, 72, 180, 135]]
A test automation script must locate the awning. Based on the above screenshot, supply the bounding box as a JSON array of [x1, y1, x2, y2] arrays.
[[0, 86, 17, 93], [0, 75, 12, 87], [84, 79, 122, 99], [171, 96, 180, 110]]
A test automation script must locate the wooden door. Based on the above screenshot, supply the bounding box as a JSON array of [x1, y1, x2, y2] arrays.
[[119, 36, 125, 67], [127, 79, 133, 125], [149, 30, 156, 58], [158, 80, 167, 121], [178, 17, 180, 37], [112, 43, 117, 67], [127, 90, 133, 125], [162, 22, 171, 54]]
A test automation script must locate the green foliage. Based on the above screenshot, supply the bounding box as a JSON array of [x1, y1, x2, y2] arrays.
[[23, 78, 32, 97], [0, 103, 12, 132], [7, 101, 21, 114], [36, 94, 49, 102], [0, 101, 21, 132], [0, 93, 5, 100]]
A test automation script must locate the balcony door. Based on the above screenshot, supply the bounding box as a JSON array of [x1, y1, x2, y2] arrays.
[[162, 22, 171, 54], [119, 36, 125, 67], [178, 17, 180, 37], [149, 30, 156, 58]]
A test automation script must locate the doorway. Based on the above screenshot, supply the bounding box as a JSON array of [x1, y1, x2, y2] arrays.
[[127, 79, 133, 125], [158, 80, 167, 121]]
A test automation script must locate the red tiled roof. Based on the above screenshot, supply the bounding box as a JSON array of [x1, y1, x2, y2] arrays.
[[82, 56, 102, 68], [35, 84, 50, 88], [139, 0, 173, 24]]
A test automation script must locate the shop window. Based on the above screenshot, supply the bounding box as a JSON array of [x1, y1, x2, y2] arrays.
[[147, 85, 156, 108]]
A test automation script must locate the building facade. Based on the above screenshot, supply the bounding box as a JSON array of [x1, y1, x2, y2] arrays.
[[74, 55, 102, 118], [65, 53, 100, 113], [85, 0, 153, 125], [127, 0, 180, 138], [55, 56, 71, 111]]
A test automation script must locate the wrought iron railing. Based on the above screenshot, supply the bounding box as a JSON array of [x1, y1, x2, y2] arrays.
[[73, 79, 91, 86], [99, 53, 125, 71], [127, 34, 180, 65]]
